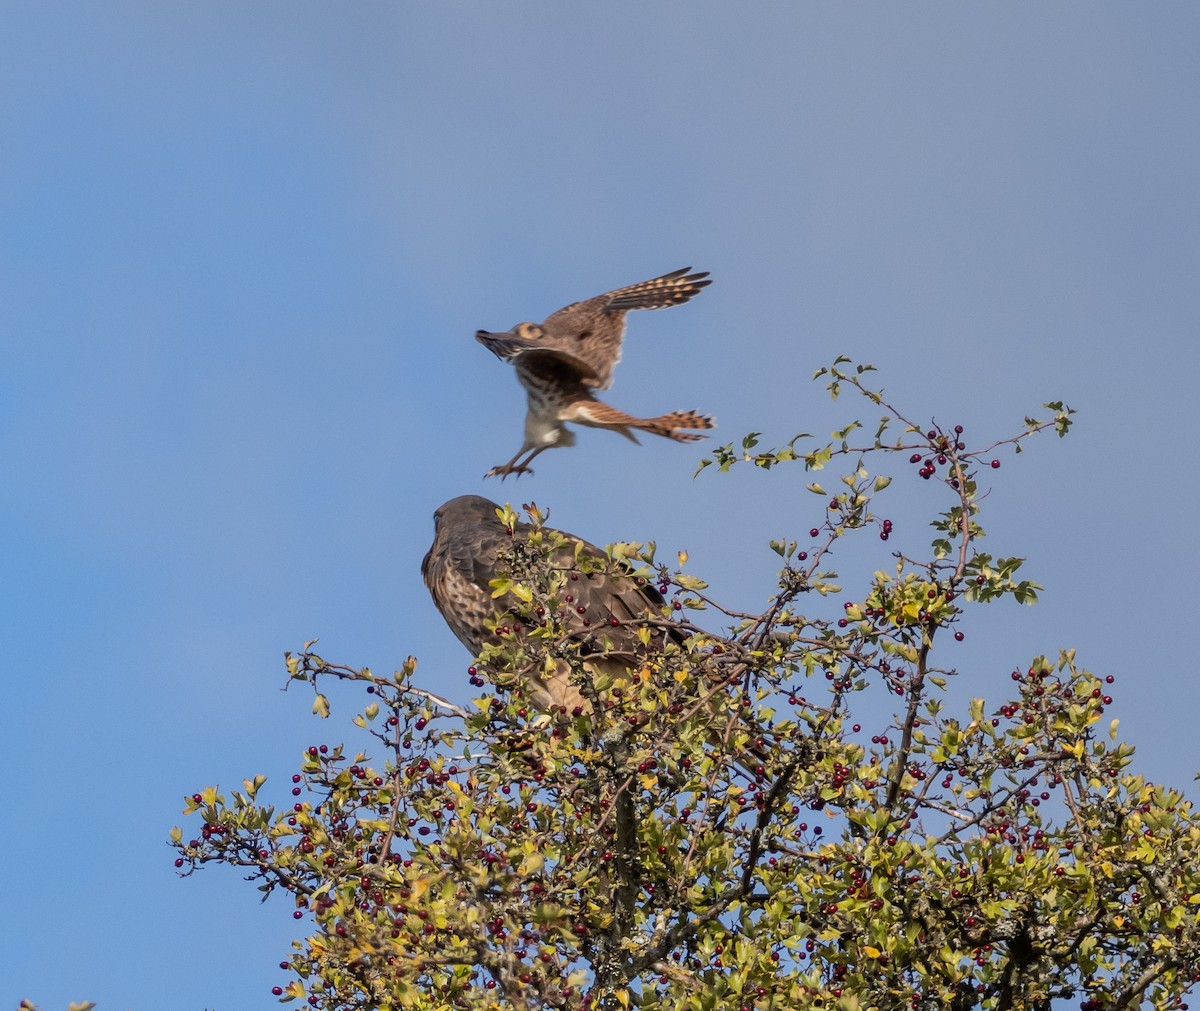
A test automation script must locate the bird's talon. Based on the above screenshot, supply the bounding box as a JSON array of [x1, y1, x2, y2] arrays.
[[484, 464, 534, 480]]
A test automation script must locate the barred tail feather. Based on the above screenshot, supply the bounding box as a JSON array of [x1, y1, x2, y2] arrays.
[[568, 400, 715, 442], [640, 409, 716, 442]]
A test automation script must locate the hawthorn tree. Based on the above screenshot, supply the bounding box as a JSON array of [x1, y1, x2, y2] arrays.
[[172, 358, 1200, 1011]]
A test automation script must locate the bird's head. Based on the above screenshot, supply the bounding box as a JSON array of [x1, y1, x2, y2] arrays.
[[474, 323, 544, 361], [431, 495, 503, 535]]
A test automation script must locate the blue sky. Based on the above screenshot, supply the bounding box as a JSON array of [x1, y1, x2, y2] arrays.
[[3, 4, 1199, 1007]]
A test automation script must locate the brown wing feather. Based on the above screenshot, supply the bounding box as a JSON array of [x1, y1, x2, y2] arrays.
[[537, 268, 711, 390], [424, 496, 670, 664], [547, 539, 671, 657], [600, 267, 712, 313], [511, 348, 598, 385]]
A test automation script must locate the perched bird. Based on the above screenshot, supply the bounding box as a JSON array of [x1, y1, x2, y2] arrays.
[[421, 494, 669, 713], [422, 496, 765, 771], [475, 267, 715, 479]]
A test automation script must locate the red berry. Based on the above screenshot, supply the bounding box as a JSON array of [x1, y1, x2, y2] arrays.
[[990, 460, 1000, 469]]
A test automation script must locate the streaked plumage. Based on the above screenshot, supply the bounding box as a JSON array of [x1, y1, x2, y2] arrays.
[[475, 268, 715, 479], [421, 494, 673, 712], [421, 496, 769, 773]]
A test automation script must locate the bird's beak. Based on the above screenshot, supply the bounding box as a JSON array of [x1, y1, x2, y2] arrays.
[[475, 331, 520, 360]]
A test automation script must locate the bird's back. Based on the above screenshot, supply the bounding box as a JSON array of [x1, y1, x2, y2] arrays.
[[537, 267, 711, 389], [424, 497, 672, 658]]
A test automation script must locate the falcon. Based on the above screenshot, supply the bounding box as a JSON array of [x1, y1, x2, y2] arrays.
[[475, 267, 716, 479]]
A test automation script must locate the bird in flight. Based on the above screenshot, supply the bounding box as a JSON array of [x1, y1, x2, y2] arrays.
[[475, 267, 715, 479], [422, 495, 765, 768]]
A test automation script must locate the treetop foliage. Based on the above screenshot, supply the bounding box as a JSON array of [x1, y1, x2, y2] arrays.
[[162, 359, 1200, 1011]]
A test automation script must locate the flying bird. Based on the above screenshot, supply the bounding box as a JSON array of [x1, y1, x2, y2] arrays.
[[475, 267, 716, 479], [422, 496, 765, 769]]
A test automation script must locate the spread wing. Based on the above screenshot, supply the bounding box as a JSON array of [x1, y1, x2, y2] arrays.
[[538, 267, 711, 390]]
